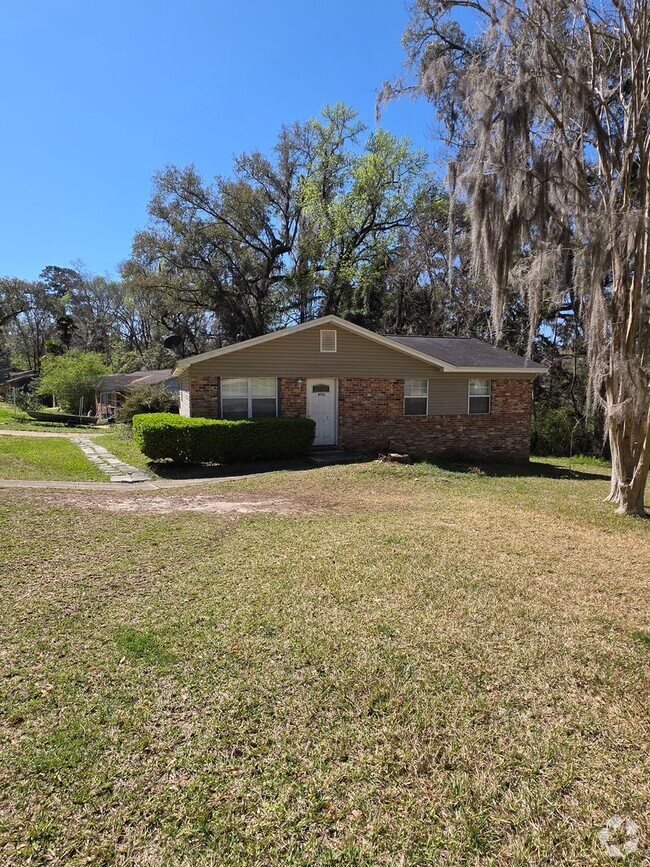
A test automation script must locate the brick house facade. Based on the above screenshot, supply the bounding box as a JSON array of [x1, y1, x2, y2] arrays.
[[175, 316, 545, 462], [336, 377, 532, 460], [184, 375, 533, 461]]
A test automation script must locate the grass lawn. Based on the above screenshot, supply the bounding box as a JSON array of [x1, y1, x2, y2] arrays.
[[0, 401, 103, 434], [1, 460, 648, 865], [0, 434, 104, 481]]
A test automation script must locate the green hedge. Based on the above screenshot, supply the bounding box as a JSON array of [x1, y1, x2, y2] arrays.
[[132, 413, 316, 463]]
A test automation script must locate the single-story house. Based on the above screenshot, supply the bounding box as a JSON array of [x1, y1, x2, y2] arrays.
[[172, 315, 547, 460], [96, 369, 179, 417]]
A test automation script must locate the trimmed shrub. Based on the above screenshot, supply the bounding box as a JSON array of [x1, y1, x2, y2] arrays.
[[116, 384, 179, 423], [132, 413, 316, 463]]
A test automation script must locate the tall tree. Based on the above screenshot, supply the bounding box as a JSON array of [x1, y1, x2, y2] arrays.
[[126, 104, 426, 340], [0, 278, 29, 329], [126, 125, 305, 341], [386, 0, 650, 515], [295, 105, 427, 319], [2, 280, 63, 370]]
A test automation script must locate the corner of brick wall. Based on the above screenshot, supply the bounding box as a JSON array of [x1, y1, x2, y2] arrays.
[[189, 376, 220, 419]]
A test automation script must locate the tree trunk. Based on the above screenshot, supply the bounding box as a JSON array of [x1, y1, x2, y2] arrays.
[[605, 386, 650, 517]]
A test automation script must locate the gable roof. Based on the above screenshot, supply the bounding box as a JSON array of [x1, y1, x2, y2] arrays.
[[172, 315, 547, 376], [388, 336, 544, 371]]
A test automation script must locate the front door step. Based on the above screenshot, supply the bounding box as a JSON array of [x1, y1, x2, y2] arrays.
[[308, 448, 365, 465]]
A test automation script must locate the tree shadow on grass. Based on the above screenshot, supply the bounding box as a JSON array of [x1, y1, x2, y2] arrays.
[[149, 456, 321, 481], [147, 454, 613, 484], [431, 458, 612, 482]]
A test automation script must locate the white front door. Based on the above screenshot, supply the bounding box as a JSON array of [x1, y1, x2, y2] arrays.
[[307, 379, 337, 446]]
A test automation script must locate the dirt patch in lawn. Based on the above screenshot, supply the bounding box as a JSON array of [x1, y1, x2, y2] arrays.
[[97, 493, 299, 515], [4, 486, 319, 516]]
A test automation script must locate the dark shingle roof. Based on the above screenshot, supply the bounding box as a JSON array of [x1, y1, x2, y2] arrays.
[[387, 336, 545, 370]]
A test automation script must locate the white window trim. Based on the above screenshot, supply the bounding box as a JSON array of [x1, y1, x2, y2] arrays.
[[467, 379, 491, 414], [404, 378, 429, 416], [221, 377, 278, 419], [320, 329, 337, 352]]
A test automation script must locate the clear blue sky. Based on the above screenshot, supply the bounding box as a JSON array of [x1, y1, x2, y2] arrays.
[[0, 0, 443, 282]]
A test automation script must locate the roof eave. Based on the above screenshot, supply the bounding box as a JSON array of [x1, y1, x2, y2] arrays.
[[451, 365, 548, 375], [171, 315, 548, 376]]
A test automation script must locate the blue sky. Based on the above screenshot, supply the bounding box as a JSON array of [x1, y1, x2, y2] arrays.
[[0, 0, 445, 282]]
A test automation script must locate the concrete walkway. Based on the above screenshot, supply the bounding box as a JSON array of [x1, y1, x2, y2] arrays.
[[0, 478, 157, 490], [0, 427, 102, 438], [71, 437, 152, 483]]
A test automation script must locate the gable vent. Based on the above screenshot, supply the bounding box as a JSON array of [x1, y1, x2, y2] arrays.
[[320, 329, 337, 352]]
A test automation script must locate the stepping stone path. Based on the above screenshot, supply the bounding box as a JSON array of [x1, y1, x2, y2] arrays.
[[72, 437, 152, 483]]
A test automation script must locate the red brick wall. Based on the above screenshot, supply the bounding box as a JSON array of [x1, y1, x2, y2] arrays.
[[190, 376, 220, 418], [190, 377, 305, 419], [279, 378, 306, 416], [189, 374, 533, 460], [337, 377, 532, 461]]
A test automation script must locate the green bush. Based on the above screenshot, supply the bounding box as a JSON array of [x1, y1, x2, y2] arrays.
[[37, 350, 107, 414], [116, 384, 179, 423], [132, 413, 316, 463], [531, 401, 598, 456]]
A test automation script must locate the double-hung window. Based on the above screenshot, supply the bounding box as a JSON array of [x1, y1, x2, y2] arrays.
[[221, 377, 278, 419], [468, 379, 491, 414], [404, 378, 428, 416]]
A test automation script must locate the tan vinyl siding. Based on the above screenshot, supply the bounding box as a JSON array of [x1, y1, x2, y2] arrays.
[[178, 373, 191, 417], [188, 326, 441, 379], [428, 374, 471, 415]]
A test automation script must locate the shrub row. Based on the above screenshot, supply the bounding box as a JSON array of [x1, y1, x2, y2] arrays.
[[132, 413, 316, 463]]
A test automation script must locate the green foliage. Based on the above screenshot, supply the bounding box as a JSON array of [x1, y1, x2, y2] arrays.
[[13, 386, 42, 412], [132, 413, 315, 463], [116, 384, 179, 423], [126, 103, 427, 341], [0, 277, 29, 328], [37, 350, 107, 414], [531, 401, 597, 457]]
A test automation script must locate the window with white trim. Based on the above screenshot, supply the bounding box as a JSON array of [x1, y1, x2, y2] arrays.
[[468, 379, 491, 414], [404, 378, 428, 416], [221, 377, 278, 419], [320, 329, 337, 352]]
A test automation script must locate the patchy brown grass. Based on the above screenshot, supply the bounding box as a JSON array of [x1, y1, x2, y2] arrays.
[[0, 458, 648, 865]]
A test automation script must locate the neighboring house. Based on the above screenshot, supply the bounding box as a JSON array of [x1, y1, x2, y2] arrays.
[[96, 369, 178, 417], [172, 315, 547, 460], [1, 369, 37, 397]]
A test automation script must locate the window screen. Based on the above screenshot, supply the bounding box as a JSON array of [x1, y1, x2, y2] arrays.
[[251, 377, 277, 417], [468, 379, 491, 414], [221, 378, 249, 419], [404, 378, 428, 416], [222, 378, 277, 419]]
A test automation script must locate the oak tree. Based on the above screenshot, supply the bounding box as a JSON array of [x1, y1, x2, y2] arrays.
[[386, 0, 650, 514]]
